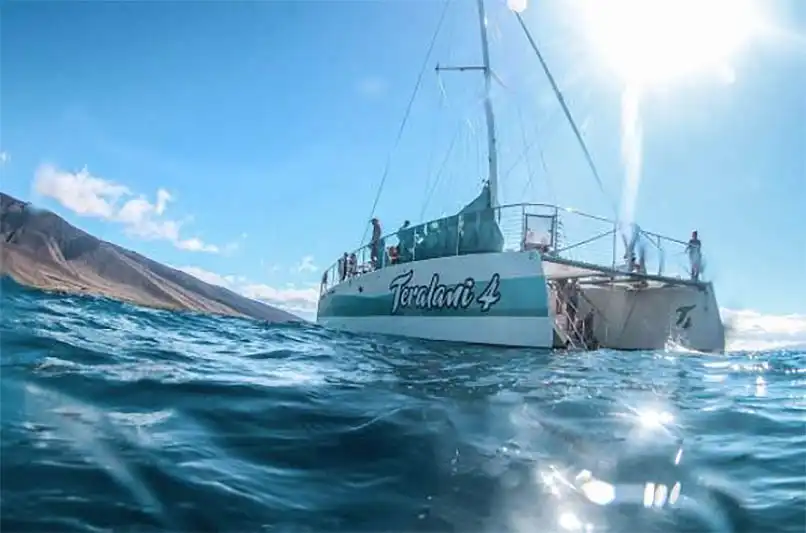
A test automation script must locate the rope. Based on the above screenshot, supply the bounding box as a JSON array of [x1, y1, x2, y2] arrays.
[[359, 0, 452, 245], [516, 100, 556, 203], [514, 12, 616, 217], [420, 122, 462, 219]]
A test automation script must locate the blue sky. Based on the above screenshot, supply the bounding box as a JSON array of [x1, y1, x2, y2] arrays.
[[2, 0, 804, 348]]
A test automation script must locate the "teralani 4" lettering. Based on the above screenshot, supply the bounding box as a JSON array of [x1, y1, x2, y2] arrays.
[[388, 270, 501, 314]]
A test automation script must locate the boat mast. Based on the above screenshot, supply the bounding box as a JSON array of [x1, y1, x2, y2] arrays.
[[476, 0, 499, 208], [436, 0, 500, 208]]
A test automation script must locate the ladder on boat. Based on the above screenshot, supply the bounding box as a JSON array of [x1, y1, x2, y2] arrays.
[[553, 313, 584, 350], [549, 280, 602, 351]]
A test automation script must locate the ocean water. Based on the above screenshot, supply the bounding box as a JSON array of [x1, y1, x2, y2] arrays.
[[1, 277, 804, 533]]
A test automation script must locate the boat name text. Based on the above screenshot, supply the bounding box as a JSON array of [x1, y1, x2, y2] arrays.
[[389, 270, 501, 314]]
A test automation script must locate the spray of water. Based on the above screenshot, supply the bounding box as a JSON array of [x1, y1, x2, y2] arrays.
[[619, 83, 643, 230]]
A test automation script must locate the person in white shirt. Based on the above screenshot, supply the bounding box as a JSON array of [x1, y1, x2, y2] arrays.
[[686, 230, 702, 281]]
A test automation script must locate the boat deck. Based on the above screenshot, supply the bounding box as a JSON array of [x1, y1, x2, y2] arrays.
[[320, 202, 704, 293]]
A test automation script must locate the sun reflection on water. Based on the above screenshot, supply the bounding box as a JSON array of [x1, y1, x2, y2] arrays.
[[636, 408, 674, 429]]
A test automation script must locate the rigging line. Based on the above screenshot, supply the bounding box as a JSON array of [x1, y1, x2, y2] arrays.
[[420, 86, 448, 206], [500, 101, 562, 182], [359, 0, 452, 245], [422, 3, 459, 203], [420, 122, 463, 220], [490, 65, 560, 202], [515, 87, 597, 194], [513, 12, 616, 216], [419, 90, 483, 220], [433, 123, 469, 217], [515, 101, 539, 199], [513, 99, 556, 203]]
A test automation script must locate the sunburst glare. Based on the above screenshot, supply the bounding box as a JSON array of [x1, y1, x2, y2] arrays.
[[637, 407, 675, 429], [573, 0, 767, 86]]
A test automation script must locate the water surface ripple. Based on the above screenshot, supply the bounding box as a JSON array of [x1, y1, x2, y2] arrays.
[[2, 278, 804, 532]]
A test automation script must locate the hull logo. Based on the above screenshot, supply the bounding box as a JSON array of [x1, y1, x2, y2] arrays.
[[675, 304, 696, 329], [389, 270, 501, 314]]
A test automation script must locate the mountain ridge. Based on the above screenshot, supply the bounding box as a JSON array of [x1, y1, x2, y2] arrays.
[[0, 192, 300, 323]]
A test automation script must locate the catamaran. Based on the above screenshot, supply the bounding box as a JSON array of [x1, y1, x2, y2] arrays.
[[316, 0, 726, 352]]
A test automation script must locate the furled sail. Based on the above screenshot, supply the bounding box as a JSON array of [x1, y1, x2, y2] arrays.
[[397, 182, 504, 262]]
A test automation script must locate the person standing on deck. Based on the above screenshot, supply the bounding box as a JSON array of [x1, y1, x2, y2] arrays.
[[338, 253, 348, 282], [348, 253, 357, 278], [686, 230, 702, 281], [370, 218, 383, 269]]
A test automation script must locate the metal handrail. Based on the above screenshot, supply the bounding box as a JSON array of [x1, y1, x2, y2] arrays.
[[319, 201, 702, 293], [553, 228, 615, 255]]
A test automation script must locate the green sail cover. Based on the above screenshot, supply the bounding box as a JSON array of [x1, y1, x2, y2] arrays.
[[397, 183, 504, 262]]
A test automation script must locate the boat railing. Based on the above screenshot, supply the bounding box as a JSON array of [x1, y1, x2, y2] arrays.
[[319, 202, 703, 293]]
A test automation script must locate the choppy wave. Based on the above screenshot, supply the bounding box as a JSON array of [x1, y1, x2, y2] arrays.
[[1, 277, 804, 532]]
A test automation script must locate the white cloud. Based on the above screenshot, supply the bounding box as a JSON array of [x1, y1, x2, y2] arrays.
[[176, 265, 318, 320], [176, 237, 219, 253], [177, 266, 232, 287], [295, 255, 318, 273], [155, 188, 172, 215], [722, 308, 806, 351], [0, 151, 9, 164], [240, 283, 318, 318], [34, 164, 129, 218], [33, 164, 221, 253]]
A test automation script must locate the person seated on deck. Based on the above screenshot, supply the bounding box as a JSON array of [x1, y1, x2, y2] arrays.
[[686, 230, 702, 282], [523, 228, 550, 253], [387, 245, 399, 265], [523, 229, 538, 251]]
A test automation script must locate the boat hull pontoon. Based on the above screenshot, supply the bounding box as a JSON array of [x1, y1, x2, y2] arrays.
[[317, 202, 726, 353], [543, 256, 725, 352], [319, 251, 554, 348]]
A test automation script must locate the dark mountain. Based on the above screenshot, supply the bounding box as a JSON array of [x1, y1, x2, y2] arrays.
[[0, 192, 300, 322]]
